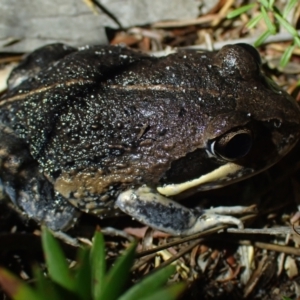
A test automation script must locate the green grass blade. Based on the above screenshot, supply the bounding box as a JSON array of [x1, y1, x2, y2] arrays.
[[246, 14, 263, 29], [75, 247, 92, 300], [0, 268, 42, 300], [275, 12, 298, 36], [90, 231, 106, 299], [280, 44, 295, 67], [41, 227, 75, 292], [97, 242, 137, 300], [283, 0, 298, 18], [294, 36, 300, 47], [259, 0, 269, 9], [118, 265, 176, 300], [136, 283, 186, 300], [227, 4, 255, 19], [261, 6, 276, 34], [254, 30, 272, 46]]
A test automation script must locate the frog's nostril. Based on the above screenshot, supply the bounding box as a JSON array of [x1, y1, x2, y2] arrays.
[[210, 129, 253, 161]]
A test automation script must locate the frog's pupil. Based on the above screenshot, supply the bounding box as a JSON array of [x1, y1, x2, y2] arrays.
[[213, 130, 253, 161]]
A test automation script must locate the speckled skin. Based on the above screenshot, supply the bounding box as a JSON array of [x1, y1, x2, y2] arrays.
[[0, 43, 300, 232]]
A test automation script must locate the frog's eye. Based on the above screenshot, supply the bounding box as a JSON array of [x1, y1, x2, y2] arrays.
[[235, 43, 262, 65], [209, 128, 253, 161]]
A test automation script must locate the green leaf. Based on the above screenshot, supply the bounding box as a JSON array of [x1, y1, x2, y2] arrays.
[[97, 242, 137, 300], [294, 36, 300, 47], [269, 0, 275, 8], [41, 227, 75, 292], [75, 247, 92, 300], [137, 283, 186, 300], [246, 14, 263, 29], [259, 0, 269, 9], [275, 12, 298, 36], [261, 6, 276, 34], [32, 266, 64, 300], [118, 265, 176, 300], [254, 30, 272, 46], [280, 44, 295, 67], [90, 231, 106, 299], [0, 268, 41, 300], [283, 0, 298, 18], [227, 4, 255, 19]]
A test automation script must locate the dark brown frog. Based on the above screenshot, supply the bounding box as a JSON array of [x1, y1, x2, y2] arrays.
[[0, 43, 300, 235]]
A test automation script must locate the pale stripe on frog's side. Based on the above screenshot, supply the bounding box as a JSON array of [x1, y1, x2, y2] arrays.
[[0, 79, 94, 107]]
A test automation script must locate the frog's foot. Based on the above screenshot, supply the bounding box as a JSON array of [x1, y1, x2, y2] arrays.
[[18, 184, 80, 231], [4, 172, 80, 231], [116, 186, 255, 236], [0, 127, 80, 231]]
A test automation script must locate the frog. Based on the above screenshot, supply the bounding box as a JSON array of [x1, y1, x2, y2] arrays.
[[0, 43, 300, 236]]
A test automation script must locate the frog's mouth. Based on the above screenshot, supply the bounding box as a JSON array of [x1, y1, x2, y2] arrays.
[[157, 128, 299, 198]]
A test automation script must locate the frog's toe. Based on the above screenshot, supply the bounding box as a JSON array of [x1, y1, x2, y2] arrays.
[[191, 213, 244, 233], [203, 205, 257, 215]]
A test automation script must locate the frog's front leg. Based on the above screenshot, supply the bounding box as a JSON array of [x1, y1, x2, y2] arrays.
[[116, 186, 256, 236]]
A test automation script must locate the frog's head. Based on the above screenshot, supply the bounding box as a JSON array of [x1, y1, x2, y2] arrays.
[[157, 44, 300, 197]]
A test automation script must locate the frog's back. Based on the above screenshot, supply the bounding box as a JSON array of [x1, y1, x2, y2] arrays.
[[0, 45, 214, 186]]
